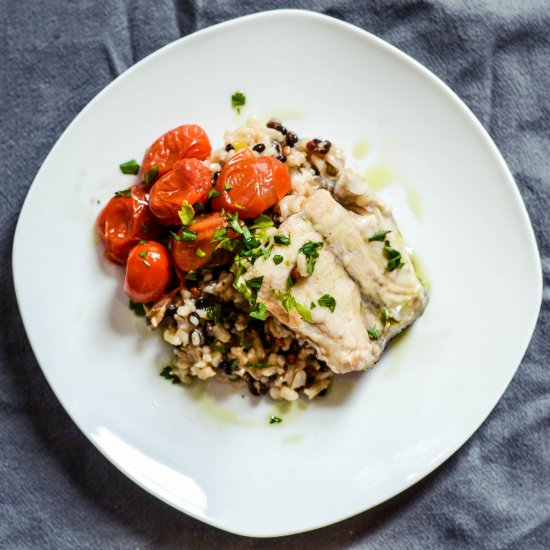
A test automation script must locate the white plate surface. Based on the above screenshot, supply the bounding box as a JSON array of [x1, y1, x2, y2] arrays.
[[13, 10, 542, 537]]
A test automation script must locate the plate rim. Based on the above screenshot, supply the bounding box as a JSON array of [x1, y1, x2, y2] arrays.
[[12, 8, 543, 538]]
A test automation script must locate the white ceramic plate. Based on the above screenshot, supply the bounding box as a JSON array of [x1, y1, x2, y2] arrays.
[[13, 10, 541, 537]]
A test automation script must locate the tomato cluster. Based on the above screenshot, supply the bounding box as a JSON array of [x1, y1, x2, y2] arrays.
[[96, 124, 291, 304]]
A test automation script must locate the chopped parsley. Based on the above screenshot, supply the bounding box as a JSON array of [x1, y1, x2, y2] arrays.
[[367, 327, 381, 340], [119, 159, 140, 175], [144, 165, 159, 185], [178, 200, 195, 225], [249, 302, 267, 320], [196, 248, 206, 257], [138, 250, 148, 259], [224, 184, 233, 191], [246, 276, 264, 291], [171, 228, 198, 242], [273, 254, 283, 265], [318, 294, 336, 312], [269, 415, 283, 424], [310, 301, 317, 309], [231, 91, 246, 113], [295, 302, 313, 323], [185, 270, 200, 282], [246, 362, 272, 369], [368, 229, 391, 242], [160, 365, 181, 384], [250, 214, 274, 230], [384, 240, 405, 271], [129, 299, 146, 317], [208, 188, 221, 199], [114, 188, 132, 198], [298, 241, 324, 275], [274, 233, 291, 246]]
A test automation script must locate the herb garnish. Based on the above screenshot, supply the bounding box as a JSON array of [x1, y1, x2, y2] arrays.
[[269, 415, 283, 424], [119, 159, 140, 175], [298, 241, 324, 275], [186, 270, 200, 282], [114, 189, 132, 198], [295, 302, 313, 323], [138, 250, 148, 259], [384, 240, 405, 271], [208, 188, 221, 199], [318, 294, 336, 312], [144, 166, 159, 185], [274, 234, 291, 246], [129, 299, 146, 317], [250, 214, 274, 230], [196, 248, 206, 257], [369, 229, 391, 242], [160, 365, 181, 384], [171, 228, 198, 242], [178, 200, 195, 225], [367, 327, 381, 340], [231, 91, 246, 113], [249, 302, 267, 320], [224, 184, 233, 191], [246, 362, 272, 369], [273, 254, 283, 265]]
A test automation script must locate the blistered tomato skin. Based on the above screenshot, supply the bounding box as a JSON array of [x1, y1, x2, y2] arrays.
[[96, 184, 159, 265], [141, 124, 211, 178], [211, 150, 291, 218], [171, 213, 237, 272], [148, 158, 213, 225], [124, 242, 171, 303]]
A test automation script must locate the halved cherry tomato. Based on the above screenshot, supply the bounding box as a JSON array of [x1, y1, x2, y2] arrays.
[[148, 158, 213, 225], [141, 124, 211, 178], [124, 242, 171, 303], [211, 150, 291, 218], [97, 184, 159, 265], [171, 212, 237, 272]]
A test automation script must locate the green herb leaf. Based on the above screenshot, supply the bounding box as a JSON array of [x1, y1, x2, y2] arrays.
[[196, 248, 206, 258], [119, 159, 140, 175], [277, 290, 296, 312], [171, 228, 198, 242], [274, 234, 291, 246], [129, 299, 146, 317], [114, 188, 132, 198], [206, 302, 222, 322], [318, 294, 336, 312], [269, 415, 283, 424], [250, 214, 274, 230], [246, 276, 264, 291], [310, 302, 317, 309], [144, 166, 159, 185], [249, 302, 267, 320], [295, 302, 313, 323], [383, 240, 405, 271], [224, 184, 233, 191], [178, 200, 195, 225], [298, 241, 324, 275], [185, 270, 200, 282], [368, 327, 381, 340], [138, 250, 148, 259], [160, 365, 181, 385], [273, 254, 283, 265], [231, 91, 246, 113], [246, 362, 272, 369], [368, 229, 391, 242], [208, 188, 221, 199]]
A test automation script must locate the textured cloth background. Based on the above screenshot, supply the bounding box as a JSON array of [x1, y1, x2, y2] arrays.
[[1, 0, 548, 548]]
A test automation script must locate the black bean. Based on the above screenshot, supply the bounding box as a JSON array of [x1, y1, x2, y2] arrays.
[[253, 143, 266, 153], [212, 170, 220, 185], [190, 329, 204, 346], [286, 131, 298, 147], [225, 143, 234, 151], [319, 140, 332, 154], [219, 359, 233, 375], [272, 140, 281, 153], [280, 126, 287, 135], [196, 297, 208, 309], [277, 154, 287, 163]]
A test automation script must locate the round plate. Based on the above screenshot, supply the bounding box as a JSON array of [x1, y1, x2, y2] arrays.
[[12, 10, 542, 537]]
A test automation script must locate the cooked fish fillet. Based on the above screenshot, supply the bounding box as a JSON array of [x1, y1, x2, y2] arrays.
[[239, 187, 427, 374]]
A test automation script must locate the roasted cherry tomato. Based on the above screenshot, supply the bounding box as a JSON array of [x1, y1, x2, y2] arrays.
[[124, 241, 171, 303], [96, 184, 159, 265], [211, 150, 291, 218], [141, 124, 211, 178], [148, 158, 213, 225], [171, 213, 237, 272]]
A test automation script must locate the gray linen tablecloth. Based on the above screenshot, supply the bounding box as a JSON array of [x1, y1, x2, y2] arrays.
[[1, 1, 548, 547]]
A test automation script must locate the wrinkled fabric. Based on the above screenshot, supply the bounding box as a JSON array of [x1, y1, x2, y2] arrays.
[[1, 1, 549, 548]]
